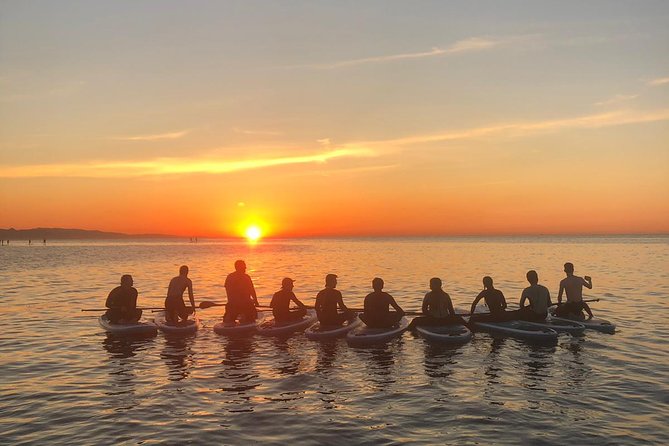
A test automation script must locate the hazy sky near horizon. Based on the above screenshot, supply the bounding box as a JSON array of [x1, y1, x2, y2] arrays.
[[1, 1, 668, 237]]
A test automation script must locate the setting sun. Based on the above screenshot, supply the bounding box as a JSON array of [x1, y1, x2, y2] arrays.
[[245, 225, 262, 242]]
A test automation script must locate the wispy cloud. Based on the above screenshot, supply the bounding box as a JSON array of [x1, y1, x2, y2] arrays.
[[307, 36, 522, 69], [232, 127, 284, 136], [112, 130, 190, 141], [1, 148, 375, 179], [594, 94, 638, 106], [647, 76, 669, 86], [351, 109, 669, 148]]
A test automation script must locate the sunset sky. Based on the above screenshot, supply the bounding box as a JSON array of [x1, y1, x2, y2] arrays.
[[1, 1, 668, 237]]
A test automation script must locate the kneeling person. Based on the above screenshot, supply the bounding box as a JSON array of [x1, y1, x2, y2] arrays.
[[271, 278, 308, 323], [165, 265, 195, 324], [360, 278, 405, 329], [315, 274, 355, 326], [105, 274, 142, 323], [517, 270, 551, 322], [410, 277, 465, 329]]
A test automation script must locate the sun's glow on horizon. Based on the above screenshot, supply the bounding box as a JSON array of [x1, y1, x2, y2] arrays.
[[245, 225, 262, 242]]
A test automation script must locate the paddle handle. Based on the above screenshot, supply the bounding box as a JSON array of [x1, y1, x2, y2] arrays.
[[550, 298, 600, 307]]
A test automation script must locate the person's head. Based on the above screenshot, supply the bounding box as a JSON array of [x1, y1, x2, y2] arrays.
[[282, 277, 295, 291], [526, 270, 538, 285], [372, 277, 384, 291], [482, 276, 493, 289], [429, 277, 442, 291], [564, 262, 574, 275], [179, 265, 189, 276], [234, 260, 246, 273], [120, 274, 133, 287], [325, 273, 338, 288]]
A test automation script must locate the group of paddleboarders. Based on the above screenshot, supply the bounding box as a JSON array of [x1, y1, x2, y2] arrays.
[[104, 259, 595, 328]]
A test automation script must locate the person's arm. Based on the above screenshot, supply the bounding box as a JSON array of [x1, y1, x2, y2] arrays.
[[249, 276, 259, 306], [291, 292, 306, 309], [519, 290, 527, 309], [583, 276, 593, 289], [470, 293, 483, 315], [130, 288, 138, 310], [446, 294, 456, 317], [500, 292, 507, 311], [557, 281, 565, 304], [187, 279, 195, 313], [421, 293, 430, 315], [389, 296, 405, 316], [546, 288, 553, 308], [337, 291, 348, 311], [314, 293, 323, 317], [105, 289, 115, 309]]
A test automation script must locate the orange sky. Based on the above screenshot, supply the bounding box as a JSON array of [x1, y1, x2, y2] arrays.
[[1, 3, 668, 237]]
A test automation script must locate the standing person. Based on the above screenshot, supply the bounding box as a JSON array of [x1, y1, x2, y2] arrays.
[[315, 274, 354, 326], [360, 278, 405, 328], [516, 270, 552, 321], [105, 274, 142, 323], [165, 265, 195, 324], [224, 260, 259, 324], [469, 276, 510, 323], [270, 278, 308, 323], [555, 262, 594, 319], [409, 277, 465, 329]]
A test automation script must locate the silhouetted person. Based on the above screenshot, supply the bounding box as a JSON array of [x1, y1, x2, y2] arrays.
[[43, 239, 46, 245], [270, 277, 308, 323], [555, 262, 594, 319], [105, 274, 142, 323], [315, 274, 354, 326], [516, 270, 552, 321], [360, 278, 405, 328], [165, 265, 195, 324], [28, 239, 31, 245], [409, 277, 465, 329], [224, 260, 259, 324], [469, 276, 510, 323]]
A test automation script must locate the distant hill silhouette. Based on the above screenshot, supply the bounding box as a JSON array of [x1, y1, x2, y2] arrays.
[[0, 227, 179, 240]]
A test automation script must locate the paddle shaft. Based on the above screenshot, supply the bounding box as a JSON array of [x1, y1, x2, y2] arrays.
[[549, 298, 599, 307], [81, 307, 165, 312]]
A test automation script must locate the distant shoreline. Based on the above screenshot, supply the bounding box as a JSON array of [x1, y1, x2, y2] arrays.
[[0, 227, 667, 241]]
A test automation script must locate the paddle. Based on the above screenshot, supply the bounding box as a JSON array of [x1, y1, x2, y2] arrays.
[[549, 298, 599, 307], [81, 307, 165, 312], [198, 300, 273, 310]]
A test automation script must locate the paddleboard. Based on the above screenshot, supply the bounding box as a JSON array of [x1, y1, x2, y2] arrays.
[[154, 311, 200, 335], [213, 319, 259, 335], [98, 315, 157, 336], [257, 309, 318, 336], [305, 314, 362, 340], [416, 324, 472, 344], [473, 320, 558, 341], [346, 316, 409, 345], [521, 318, 586, 335], [550, 314, 616, 334]]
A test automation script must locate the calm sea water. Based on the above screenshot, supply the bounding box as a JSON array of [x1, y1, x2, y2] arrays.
[[1, 236, 668, 445]]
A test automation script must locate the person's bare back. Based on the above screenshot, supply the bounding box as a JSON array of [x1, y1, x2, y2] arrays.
[[167, 275, 192, 299]]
